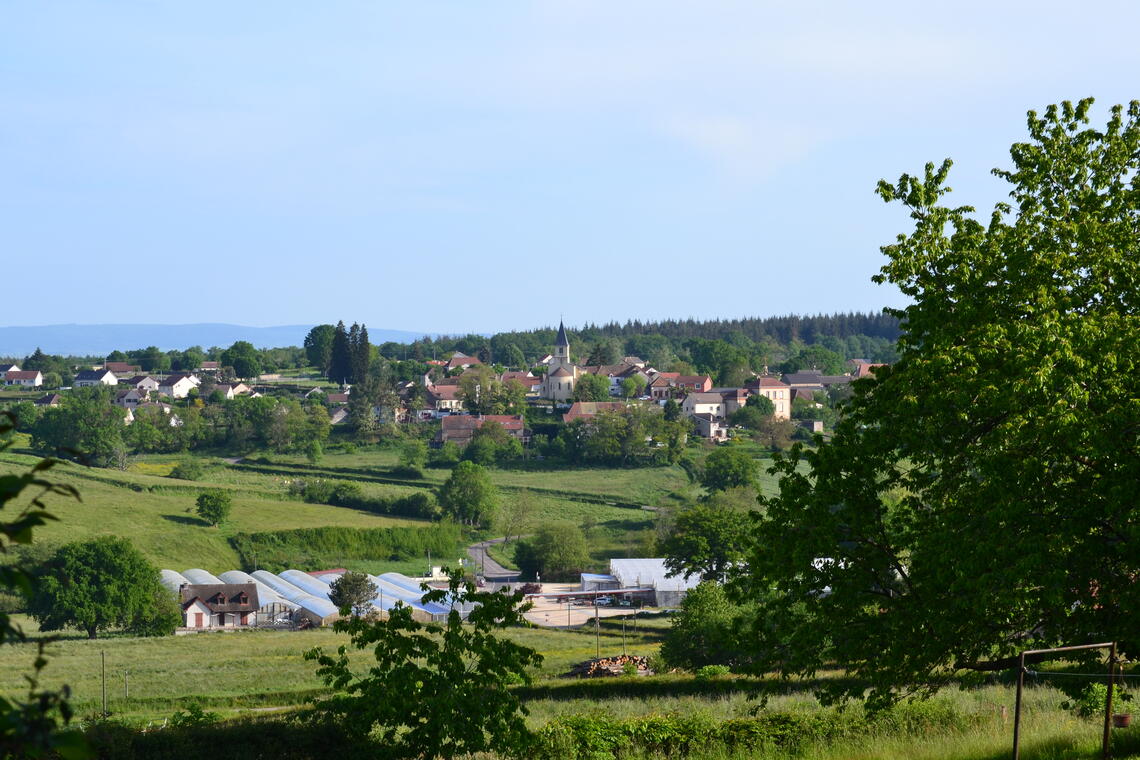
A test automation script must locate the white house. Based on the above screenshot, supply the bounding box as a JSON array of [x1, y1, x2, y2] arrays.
[[159, 374, 200, 399], [126, 375, 161, 393], [112, 388, 145, 409], [3, 370, 42, 388], [682, 392, 727, 420], [0, 364, 20, 381], [74, 369, 118, 387]]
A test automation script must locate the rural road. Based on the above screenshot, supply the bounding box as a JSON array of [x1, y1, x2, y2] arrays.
[[466, 537, 519, 584]]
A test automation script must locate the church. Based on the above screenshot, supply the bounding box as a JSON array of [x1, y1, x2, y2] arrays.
[[540, 320, 582, 402]]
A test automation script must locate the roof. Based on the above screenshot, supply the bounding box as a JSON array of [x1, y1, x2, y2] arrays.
[[325, 393, 349, 404], [0, 364, 19, 372], [781, 370, 824, 386], [441, 414, 525, 432], [179, 583, 260, 613], [549, 366, 573, 378], [34, 393, 62, 406], [427, 386, 462, 403], [126, 375, 157, 385], [104, 362, 140, 373], [563, 401, 632, 422], [609, 558, 702, 592], [75, 369, 113, 381], [161, 374, 194, 385], [198, 361, 220, 370], [749, 376, 788, 389], [5, 370, 40, 380], [676, 375, 712, 386], [555, 320, 569, 347], [684, 392, 725, 404]]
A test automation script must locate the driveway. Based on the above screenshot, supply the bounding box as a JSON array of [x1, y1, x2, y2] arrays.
[[466, 537, 520, 584]]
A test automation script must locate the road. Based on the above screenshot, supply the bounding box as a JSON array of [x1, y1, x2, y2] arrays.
[[466, 537, 519, 584]]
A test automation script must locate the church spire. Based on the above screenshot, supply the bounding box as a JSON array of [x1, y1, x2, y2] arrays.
[[555, 320, 569, 348]]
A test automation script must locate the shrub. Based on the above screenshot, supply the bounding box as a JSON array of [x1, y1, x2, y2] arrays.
[[169, 458, 205, 481], [696, 664, 731, 680]]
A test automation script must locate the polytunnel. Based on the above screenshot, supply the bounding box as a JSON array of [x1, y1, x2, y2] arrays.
[[182, 568, 225, 585], [160, 569, 190, 595], [251, 570, 339, 622], [368, 574, 451, 616]]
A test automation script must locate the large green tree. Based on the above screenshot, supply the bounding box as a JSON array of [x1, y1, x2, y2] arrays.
[[701, 446, 757, 492], [572, 373, 610, 402], [221, 340, 262, 380], [328, 571, 379, 618], [661, 493, 753, 583], [30, 536, 179, 639], [304, 324, 336, 373], [437, 461, 498, 527], [30, 389, 125, 467], [735, 100, 1140, 707], [305, 572, 542, 759], [512, 521, 590, 582]]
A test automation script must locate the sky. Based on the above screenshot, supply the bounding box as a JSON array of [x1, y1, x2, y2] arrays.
[[4, 2, 1140, 335]]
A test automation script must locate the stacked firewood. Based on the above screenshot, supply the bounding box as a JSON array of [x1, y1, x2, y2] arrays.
[[565, 654, 651, 677]]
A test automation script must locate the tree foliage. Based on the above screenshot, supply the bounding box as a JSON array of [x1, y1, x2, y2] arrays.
[[30, 536, 179, 639], [701, 447, 757, 492], [660, 581, 752, 671], [735, 100, 1140, 707], [327, 571, 379, 617], [437, 461, 498, 527], [305, 571, 543, 759], [571, 373, 610, 402], [0, 412, 87, 757], [195, 491, 232, 526], [661, 492, 753, 583], [513, 522, 590, 581]]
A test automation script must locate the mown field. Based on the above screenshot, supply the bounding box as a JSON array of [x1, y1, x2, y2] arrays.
[[1, 612, 1134, 759], [9, 438, 1121, 758]]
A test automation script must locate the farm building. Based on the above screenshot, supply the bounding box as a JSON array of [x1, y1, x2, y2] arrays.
[[607, 558, 702, 607], [162, 567, 459, 629]]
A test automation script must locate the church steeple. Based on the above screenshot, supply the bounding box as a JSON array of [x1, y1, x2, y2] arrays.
[[554, 320, 570, 363]]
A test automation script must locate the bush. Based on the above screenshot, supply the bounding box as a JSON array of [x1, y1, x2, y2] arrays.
[[169, 459, 206, 481], [695, 664, 731, 680]]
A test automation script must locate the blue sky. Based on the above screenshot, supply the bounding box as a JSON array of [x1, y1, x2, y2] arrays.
[[4, 2, 1139, 335]]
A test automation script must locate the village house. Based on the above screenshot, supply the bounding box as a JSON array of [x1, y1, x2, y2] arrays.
[[436, 414, 529, 447], [179, 583, 260, 629], [0, 364, 20, 381], [125, 375, 161, 393], [745, 376, 792, 419], [196, 361, 220, 373], [112, 388, 145, 409], [159, 373, 200, 399], [34, 393, 62, 408], [562, 401, 632, 423], [444, 352, 481, 371], [74, 369, 118, 387], [682, 391, 727, 420], [3, 370, 42, 388], [693, 413, 729, 441], [423, 385, 463, 415], [103, 361, 141, 375]]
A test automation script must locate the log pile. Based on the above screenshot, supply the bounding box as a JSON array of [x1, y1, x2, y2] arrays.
[[565, 655, 652, 678]]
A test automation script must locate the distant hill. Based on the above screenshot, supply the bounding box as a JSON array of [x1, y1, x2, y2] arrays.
[[0, 323, 430, 357]]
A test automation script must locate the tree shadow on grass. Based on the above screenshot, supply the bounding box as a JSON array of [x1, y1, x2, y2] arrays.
[[161, 514, 211, 527]]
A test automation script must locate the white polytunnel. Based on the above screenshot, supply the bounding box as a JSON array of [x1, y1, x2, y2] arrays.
[[160, 569, 190, 594], [218, 570, 299, 611], [182, 568, 225, 585], [251, 570, 339, 620], [368, 574, 451, 615]]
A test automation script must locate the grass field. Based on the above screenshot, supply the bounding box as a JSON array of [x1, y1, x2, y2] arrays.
[[0, 452, 427, 573], [2, 614, 1134, 760]]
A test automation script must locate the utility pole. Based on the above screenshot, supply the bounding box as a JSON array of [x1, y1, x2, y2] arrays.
[[595, 600, 600, 659], [101, 650, 107, 716]]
